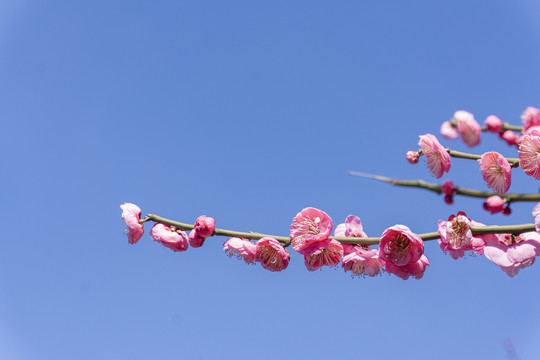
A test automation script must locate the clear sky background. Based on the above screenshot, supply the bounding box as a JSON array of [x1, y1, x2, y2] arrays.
[[2, 1, 540, 359]]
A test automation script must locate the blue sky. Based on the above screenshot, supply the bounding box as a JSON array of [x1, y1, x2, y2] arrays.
[[2, 1, 540, 359]]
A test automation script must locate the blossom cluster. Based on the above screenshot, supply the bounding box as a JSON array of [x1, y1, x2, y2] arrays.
[[121, 106, 540, 280]]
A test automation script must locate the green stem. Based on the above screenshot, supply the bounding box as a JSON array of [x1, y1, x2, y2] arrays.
[[142, 214, 537, 247], [450, 120, 523, 132], [347, 171, 540, 202], [447, 149, 520, 167]]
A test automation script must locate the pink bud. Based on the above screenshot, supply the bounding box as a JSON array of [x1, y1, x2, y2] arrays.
[[188, 230, 206, 248], [501, 130, 518, 146], [441, 180, 455, 195], [194, 215, 215, 238], [483, 195, 505, 214], [484, 115, 503, 133], [444, 194, 454, 204], [406, 151, 420, 164], [503, 206, 512, 216]]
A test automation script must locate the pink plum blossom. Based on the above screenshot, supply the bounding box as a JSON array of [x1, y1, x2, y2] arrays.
[[150, 223, 189, 252], [483, 195, 506, 214], [441, 180, 455, 195], [406, 151, 420, 164], [438, 212, 472, 251], [188, 230, 206, 248], [437, 212, 490, 259], [379, 225, 424, 266], [290, 207, 333, 253], [418, 134, 451, 178], [454, 110, 481, 147], [385, 254, 430, 280], [484, 232, 540, 277], [303, 239, 344, 271], [501, 130, 518, 146], [518, 130, 540, 179], [255, 237, 290, 271], [485, 115, 503, 133], [478, 152, 512, 194], [533, 203, 540, 233], [342, 248, 384, 277], [440, 121, 459, 139], [334, 215, 368, 255], [521, 106, 540, 131], [194, 215, 215, 238], [120, 203, 144, 244], [224, 237, 257, 264]]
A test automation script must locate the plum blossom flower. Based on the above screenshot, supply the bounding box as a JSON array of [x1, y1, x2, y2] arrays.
[[334, 215, 368, 255], [483, 195, 506, 214], [438, 212, 472, 251], [224, 237, 257, 264], [418, 134, 451, 178], [194, 215, 215, 238], [521, 106, 540, 131], [478, 152, 512, 194], [485, 115, 503, 133], [484, 232, 540, 277], [120, 203, 144, 244], [437, 214, 491, 259], [342, 248, 384, 277], [518, 130, 540, 179], [454, 110, 481, 147], [255, 237, 290, 271], [150, 223, 189, 252], [406, 151, 420, 164], [501, 130, 518, 146], [440, 121, 458, 139], [188, 230, 206, 248], [385, 255, 430, 280], [303, 239, 344, 271], [188, 215, 216, 248], [290, 207, 333, 253], [533, 203, 540, 233], [379, 225, 424, 266]]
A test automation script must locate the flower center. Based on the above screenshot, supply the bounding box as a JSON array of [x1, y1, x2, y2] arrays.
[[387, 235, 410, 260]]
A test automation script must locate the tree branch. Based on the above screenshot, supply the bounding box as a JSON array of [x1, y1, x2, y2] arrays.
[[347, 171, 540, 202]]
